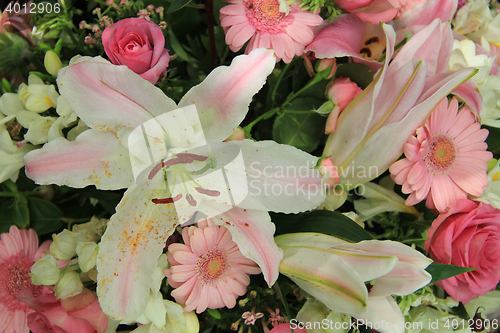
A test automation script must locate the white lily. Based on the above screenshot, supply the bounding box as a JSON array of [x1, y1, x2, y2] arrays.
[[276, 233, 432, 333], [24, 48, 326, 321]]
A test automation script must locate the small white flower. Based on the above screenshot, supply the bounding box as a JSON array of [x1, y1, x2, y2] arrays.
[[75, 241, 98, 273], [50, 229, 78, 261], [30, 254, 61, 285], [55, 271, 83, 299]]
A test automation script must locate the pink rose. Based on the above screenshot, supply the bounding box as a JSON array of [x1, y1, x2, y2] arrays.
[[102, 18, 170, 84], [333, 0, 399, 23], [27, 288, 108, 333], [425, 199, 500, 303]]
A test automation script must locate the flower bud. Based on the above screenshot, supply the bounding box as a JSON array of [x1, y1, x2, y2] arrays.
[[223, 127, 246, 141], [184, 311, 200, 333], [30, 254, 61, 285], [44, 51, 63, 76], [75, 241, 98, 273], [56, 271, 83, 299], [72, 216, 108, 242], [50, 229, 78, 261]]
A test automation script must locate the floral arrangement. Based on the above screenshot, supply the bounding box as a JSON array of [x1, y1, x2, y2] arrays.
[[2, 0, 500, 333]]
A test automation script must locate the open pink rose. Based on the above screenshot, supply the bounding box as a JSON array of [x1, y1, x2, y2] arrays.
[[425, 199, 500, 303], [27, 288, 108, 333], [102, 17, 170, 84]]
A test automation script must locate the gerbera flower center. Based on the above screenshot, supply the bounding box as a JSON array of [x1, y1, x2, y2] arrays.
[[0, 254, 43, 310], [246, 0, 293, 33], [196, 247, 228, 283], [424, 132, 457, 175]]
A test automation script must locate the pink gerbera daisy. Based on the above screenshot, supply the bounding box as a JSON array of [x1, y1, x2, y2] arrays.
[[220, 0, 323, 63], [0, 226, 51, 333], [390, 98, 492, 213], [164, 220, 261, 313]]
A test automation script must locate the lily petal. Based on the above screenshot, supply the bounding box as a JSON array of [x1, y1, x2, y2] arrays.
[[24, 130, 134, 190], [306, 14, 366, 59], [392, 0, 458, 30], [339, 68, 477, 185], [368, 262, 432, 297], [96, 184, 178, 321], [178, 48, 275, 143], [325, 23, 396, 165], [57, 57, 177, 146], [389, 19, 452, 77], [214, 207, 282, 286], [233, 139, 326, 213], [279, 246, 369, 315], [360, 296, 405, 333]]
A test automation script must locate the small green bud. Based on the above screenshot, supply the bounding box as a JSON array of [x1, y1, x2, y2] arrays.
[[44, 51, 63, 76]]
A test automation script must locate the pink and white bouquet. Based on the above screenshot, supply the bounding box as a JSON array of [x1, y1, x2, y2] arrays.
[[1, 0, 500, 332]]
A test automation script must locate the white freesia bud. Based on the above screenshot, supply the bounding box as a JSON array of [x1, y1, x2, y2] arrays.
[[18, 83, 29, 106], [44, 51, 64, 76], [30, 254, 61, 285], [20, 74, 59, 113], [183, 311, 199, 333], [24, 116, 57, 145], [16, 110, 40, 128], [0, 92, 24, 116], [75, 241, 98, 273], [55, 271, 83, 299], [71, 216, 108, 243], [50, 229, 78, 261]]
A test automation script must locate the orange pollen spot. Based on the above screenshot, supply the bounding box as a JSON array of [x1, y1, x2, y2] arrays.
[[424, 132, 456, 175], [196, 247, 227, 284], [45, 96, 56, 108]]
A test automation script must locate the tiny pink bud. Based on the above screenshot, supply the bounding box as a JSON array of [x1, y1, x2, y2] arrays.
[[327, 77, 362, 112], [319, 158, 340, 188]]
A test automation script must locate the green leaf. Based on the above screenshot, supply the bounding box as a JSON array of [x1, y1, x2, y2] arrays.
[[272, 98, 326, 152], [206, 308, 221, 319], [484, 125, 500, 152], [13, 195, 30, 228], [334, 63, 373, 89], [271, 210, 373, 242], [28, 197, 64, 235], [167, 0, 192, 13], [0, 199, 16, 233], [426, 263, 475, 283]]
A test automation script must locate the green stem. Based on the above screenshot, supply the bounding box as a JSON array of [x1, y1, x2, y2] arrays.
[[244, 72, 325, 135], [273, 281, 292, 322], [271, 62, 292, 106], [0, 191, 37, 197]]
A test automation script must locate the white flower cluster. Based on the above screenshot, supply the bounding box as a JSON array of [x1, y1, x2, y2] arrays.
[[0, 59, 79, 182]]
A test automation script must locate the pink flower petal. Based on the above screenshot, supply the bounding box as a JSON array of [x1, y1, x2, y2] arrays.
[[24, 130, 134, 190], [178, 49, 275, 143], [96, 185, 178, 321]]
